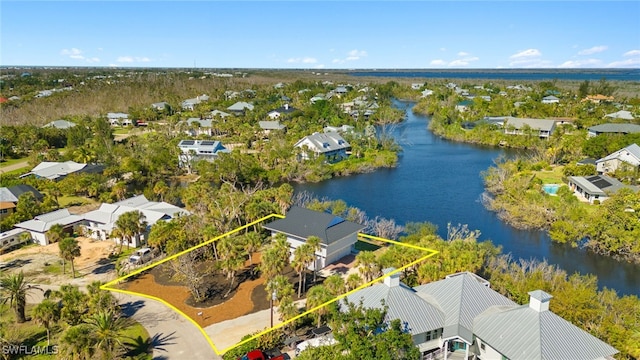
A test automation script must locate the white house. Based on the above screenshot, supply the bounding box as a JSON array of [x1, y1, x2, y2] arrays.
[[83, 195, 189, 247], [14, 209, 84, 246], [267, 104, 298, 119], [262, 206, 364, 269], [604, 110, 635, 120], [177, 140, 229, 169], [294, 132, 351, 163], [567, 175, 636, 204], [107, 112, 129, 126], [181, 94, 209, 111], [341, 271, 618, 360], [503, 117, 556, 139], [596, 143, 640, 174], [541, 95, 560, 104], [20, 161, 104, 181]]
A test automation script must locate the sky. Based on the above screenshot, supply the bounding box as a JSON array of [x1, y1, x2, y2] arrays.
[[1, 1, 639, 69]]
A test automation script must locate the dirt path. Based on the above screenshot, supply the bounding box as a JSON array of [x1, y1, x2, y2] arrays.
[[0, 160, 29, 174]]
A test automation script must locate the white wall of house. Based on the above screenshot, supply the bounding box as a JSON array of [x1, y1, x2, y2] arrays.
[[30, 232, 48, 246], [596, 158, 623, 174], [325, 233, 357, 266]]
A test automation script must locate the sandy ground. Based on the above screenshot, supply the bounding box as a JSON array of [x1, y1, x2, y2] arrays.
[[0, 237, 117, 285]]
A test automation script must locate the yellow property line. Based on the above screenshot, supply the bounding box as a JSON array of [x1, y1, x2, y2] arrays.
[[101, 214, 438, 355]]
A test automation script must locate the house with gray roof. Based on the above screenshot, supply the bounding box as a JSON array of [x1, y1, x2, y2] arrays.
[[473, 290, 617, 360], [151, 101, 170, 111], [588, 123, 640, 137], [294, 132, 350, 163], [568, 174, 637, 204], [181, 94, 209, 111], [541, 95, 560, 104], [211, 110, 231, 119], [342, 271, 617, 359], [20, 161, 104, 181], [262, 206, 364, 269], [0, 185, 44, 220], [258, 121, 286, 135], [83, 195, 189, 247], [504, 117, 556, 139], [227, 101, 254, 114], [267, 104, 298, 119], [177, 140, 229, 171], [42, 119, 76, 129], [604, 110, 635, 120], [14, 209, 84, 246], [181, 118, 214, 136], [107, 112, 130, 126], [596, 143, 640, 175]]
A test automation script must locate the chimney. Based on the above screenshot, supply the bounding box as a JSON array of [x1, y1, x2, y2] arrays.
[[383, 268, 400, 288], [284, 104, 289, 110], [528, 290, 552, 312]]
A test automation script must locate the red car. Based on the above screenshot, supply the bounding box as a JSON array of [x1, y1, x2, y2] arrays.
[[238, 350, 286, 360]]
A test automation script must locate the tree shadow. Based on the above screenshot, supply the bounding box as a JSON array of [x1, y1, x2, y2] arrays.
[[120, 300, 146, 317], [124, 331, 177, 357]]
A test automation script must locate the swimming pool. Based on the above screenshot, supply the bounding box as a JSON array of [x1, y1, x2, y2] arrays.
[[542, 184, 560, 195]]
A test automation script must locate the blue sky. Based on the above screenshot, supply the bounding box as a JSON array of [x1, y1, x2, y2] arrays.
[[2, 1, 639, 69]]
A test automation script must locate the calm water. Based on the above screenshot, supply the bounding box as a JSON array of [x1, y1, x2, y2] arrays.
[[348, 69, 640, 81], [294, 100, 640, 297]]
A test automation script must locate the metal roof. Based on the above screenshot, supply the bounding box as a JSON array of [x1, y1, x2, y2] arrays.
[[344, 279, 444, 335], [414, 272, 515, 344], [227, 101, 254, 112], [588, 123, 640, 134], [43, 119, 77, 129], [294, 132, 350, 154], [0, 185, 43, 203], [597, 143, 640, 165], [504, 117, 556, 132], [15, 209, 84, 232], [262, 206, 364, 245], [474, 304, 618, 360], [568, 175, 634, 196]]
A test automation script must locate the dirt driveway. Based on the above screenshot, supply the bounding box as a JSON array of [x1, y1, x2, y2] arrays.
[[0, 237, 117, 285]]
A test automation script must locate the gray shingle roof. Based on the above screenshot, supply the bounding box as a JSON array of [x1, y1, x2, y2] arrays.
[[474, 303, 618, 360], [294, 132, 350, 154], [568, 175, 635, 196], [15, 209, 84, 232], [43, 120, 76, 129], [262, 206, 364, 245], [597, 143, 640, 164], [22, 161, 104, 180], [259, 121, 286, 130], [504, 117, 556, 132], [227, 102, 254, 112], [414, 272, 516, 343], [0, 185, 43, 203]]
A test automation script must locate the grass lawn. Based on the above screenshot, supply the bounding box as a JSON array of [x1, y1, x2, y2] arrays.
[[533, 165, 565, 184], [58, 195, 97, 207], [113, 128, 131, 135], [0, 157, 28, 168]]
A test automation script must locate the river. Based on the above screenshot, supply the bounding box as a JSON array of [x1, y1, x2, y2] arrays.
[[294, 100, 640, 297]]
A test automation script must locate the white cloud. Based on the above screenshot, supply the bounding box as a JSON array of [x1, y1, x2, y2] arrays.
[[558, 59, 603, 68], [117, 56, 152, 63], [287, 57, 318, 64], [439, 48, 447, 52], [578, 45, 607, 55], [510, 49, 542, 59], [623, 49, 640, 57], [430, 59, 446, 66], [314, 64, 325, 69], [449, 56, 479, 67], [334, 49, 368, 64], [86, 57, 100, 63], [457, 51, 469, 56], [61, 48, 82, 56], [606, 58, 640, 68]]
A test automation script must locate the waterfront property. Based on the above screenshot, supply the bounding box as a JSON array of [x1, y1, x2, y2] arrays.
[[294, 132, 351, 163], [567, 175, 636, 204], [503, 117, 556, 139], [587, 123, 640, 138], [596, 143, 640, 175], [344, 271, 618, 360], [262, 206, 364, 269]]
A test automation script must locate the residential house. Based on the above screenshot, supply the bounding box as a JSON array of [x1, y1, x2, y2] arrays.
[[604, 110, 635, 120], [323, 125, 354, 134], [42, 119, 76, 129], [258, 121, 286, 135], [421, 89, 434, 98], [334, 86, 349, 96], [262, 206, 364, 269], [411, 83, 424, 90], [504, 117, 556, 139], [20, 161, 104, 181], [595, 143, 640, 174], [267, 104, 298, 119], [211, 110, 231, 119], [582, 94, 614, 104], [181, 94, 209, 111], [310, 94, 327, 104], [0, 185, 44, 220], [227, 101, 254, 114], [107, 112, 129, 126], [177, 140, 229, 168], [455, 100, 473, 112], [83, 195, 189, 247], [182, 118, 214, 136], [541, 95, 560, 104], [343, 271, 617, 360], [568, 175, 637, 204], [588, 123, 640, 138], [151, 101, 170, 112], [294, 132, 351, 163], [14, 209, 84, 246]]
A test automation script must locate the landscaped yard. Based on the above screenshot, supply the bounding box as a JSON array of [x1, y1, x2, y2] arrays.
[[532, 165, 565, 184]]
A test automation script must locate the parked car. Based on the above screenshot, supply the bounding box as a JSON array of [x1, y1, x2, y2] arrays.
[[238, 349, 286, 360], [128, 247, 153, 265]]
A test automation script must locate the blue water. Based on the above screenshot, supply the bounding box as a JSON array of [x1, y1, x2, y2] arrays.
[[294, 100, 640, 297], [543, 184, 560, 195], [347, 69, 640, 81]]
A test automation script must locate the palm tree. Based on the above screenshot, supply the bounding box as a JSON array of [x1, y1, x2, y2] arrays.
[[292, 246, 307, 298], [306, 285, 334, 327], [59, 324, 96, 360], [242, 232, 262, 265], [324, 274, 345, 296], [0, 271, 40, 323], [355, 250, 378, 283], [152, 180, 169, 202], [260, 245, 286, 281], [32, 299, 60, 345], [46, 223, 65, 244], [346, 273, 363, 291], [113, 210, 148, 252], [59, 237, 81, 277], [272, 233, 291, 268], [86, 310, 131, 360], [306, 236, 322, 283]]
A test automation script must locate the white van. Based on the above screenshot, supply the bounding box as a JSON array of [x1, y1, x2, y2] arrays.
[[295, 335, 337, 356], [129, 247, 153, 265]]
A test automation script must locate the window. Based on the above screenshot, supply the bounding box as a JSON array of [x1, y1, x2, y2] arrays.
[[481, 343, 486, 351], [0, 209, 7, 214]]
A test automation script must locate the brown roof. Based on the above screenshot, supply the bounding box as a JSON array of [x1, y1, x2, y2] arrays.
[[0, 202, 16, 210]]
